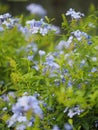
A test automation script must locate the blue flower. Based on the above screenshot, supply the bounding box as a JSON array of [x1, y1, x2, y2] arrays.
[[66, 8, 84, 19], [64, 123, 73, 130], [27, 55, 34, 61], [7, 95, 43, 129], [39, 50, 46, 56], [26, 3, 47, 17], [16, 124, 26, 130], [91, 67, 97, 73], [52, 125, 60, 130], [88, 41, 92, 45], [0, 25, 4, 31]]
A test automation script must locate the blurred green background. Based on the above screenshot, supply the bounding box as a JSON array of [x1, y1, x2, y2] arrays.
[[0, 0, 98, 25]]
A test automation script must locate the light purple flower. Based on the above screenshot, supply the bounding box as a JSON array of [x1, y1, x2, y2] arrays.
[[27, 55, 34, 61], [71, 30, 87, 41], [91, 57, 97, 62], [0, 25, 4, 31], [52, 125, 60, 130], [26, 3, 47, 16], [7, 95, 43, 129], [66, 8, 84, 19], [64, 123, 73, 130], [26, 19, 60, 36], [91, 67, 97, 73], [16, 124, 26, 130], [67, 106, 84, 118], [39, 50, 46, 56]]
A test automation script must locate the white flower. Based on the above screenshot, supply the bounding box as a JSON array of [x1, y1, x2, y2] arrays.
[[0, 15, 3, 19], [26, 3, 47, 16], [2, 107, 7, 111], [23, 92, 28, 96]]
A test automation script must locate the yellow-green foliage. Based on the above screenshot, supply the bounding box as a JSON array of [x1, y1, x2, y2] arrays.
[[0, 8, 98, 130]]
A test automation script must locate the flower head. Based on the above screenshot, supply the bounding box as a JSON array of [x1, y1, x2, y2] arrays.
[[66, 8, 84, 19], [39, 50, 46, 56], [26, 3, 47, 16], [7, 95, 43, 129]]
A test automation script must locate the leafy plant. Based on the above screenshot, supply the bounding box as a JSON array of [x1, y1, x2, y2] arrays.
[[0, 8, 98, 130]]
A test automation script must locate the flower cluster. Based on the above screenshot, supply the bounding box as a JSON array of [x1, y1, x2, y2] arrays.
[[56, 30, 92, 51], [52, 123, 73, 130], [0, 8, 98, 130], [7, 95, 43, 129], [71, 30, 92, 44], [27, 26, 94, 86], [26, 19, 60, 36], [66, 8, 84, 19], [0, 12, 60, 37], [56, 36, 73, 50], [0, 13, 19, 31], [43, 58, 60, 77], [64, 106, 84, 118]]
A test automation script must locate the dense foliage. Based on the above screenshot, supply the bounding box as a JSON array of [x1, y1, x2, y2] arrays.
[[0, 8, 98, 130]]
